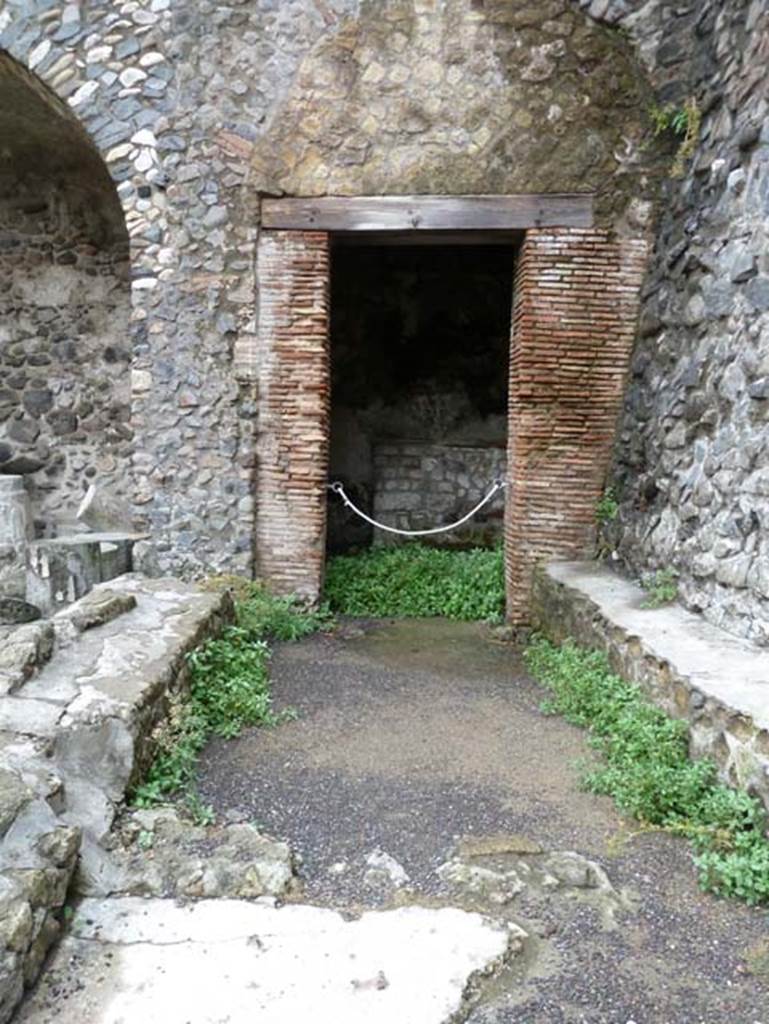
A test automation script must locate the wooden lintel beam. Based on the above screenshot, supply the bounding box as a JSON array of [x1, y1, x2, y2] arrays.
[[261, 194, 594, 232]]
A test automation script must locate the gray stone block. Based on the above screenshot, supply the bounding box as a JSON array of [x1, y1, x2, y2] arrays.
[[0, 701, 62, 741]]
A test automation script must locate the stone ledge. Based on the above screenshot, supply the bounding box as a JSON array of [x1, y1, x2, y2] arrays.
[[532, 561, 769, 811], [0, 575, 233, 1024]]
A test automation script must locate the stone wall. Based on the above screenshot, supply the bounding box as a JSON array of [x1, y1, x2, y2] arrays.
[[248, 0, 664, 230], [371, 442, 506, 545], [327, 242, 512, 552], [580, 0, 769, 645], [0, 174, 131, 529], [1, 0, 663, 583]]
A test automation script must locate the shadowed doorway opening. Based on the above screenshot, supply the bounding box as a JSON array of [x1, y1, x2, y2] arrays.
[[327, 240, 516, 555]]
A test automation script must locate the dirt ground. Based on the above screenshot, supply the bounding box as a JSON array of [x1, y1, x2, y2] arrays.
[[198, 618, 769, 1024]]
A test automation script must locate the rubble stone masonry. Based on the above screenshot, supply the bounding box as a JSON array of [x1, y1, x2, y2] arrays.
[[6, 0, 766, 637], [0, 0, 661, 590]]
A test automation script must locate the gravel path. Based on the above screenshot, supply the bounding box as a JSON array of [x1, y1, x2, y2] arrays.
[[198, 618, 769, 1024]]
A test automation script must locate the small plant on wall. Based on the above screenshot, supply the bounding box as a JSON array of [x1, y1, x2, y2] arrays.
[[596, 486, 619, 526], [595, 485, 619, 560], [641, 567, 679, 608], [650, 96, 701, 178]]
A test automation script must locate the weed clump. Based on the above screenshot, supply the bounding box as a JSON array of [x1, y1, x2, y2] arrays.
[[640, 567, 678, 608], [525, 636, 769, 906], [132, 581, 330, 819]]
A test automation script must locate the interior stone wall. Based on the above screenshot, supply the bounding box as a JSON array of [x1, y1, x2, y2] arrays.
[[371, 442, 506, 546], [327, 242, 513, 552], [0, 176, 131, 529], [582, 0, 769, 645]]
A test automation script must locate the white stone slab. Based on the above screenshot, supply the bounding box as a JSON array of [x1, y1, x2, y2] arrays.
[[19, 897, 514, 1024]]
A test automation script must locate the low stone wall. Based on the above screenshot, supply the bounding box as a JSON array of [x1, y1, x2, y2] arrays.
[[0, 576, 232, 1024], [532, 561, 769, 813], [372, 442, 506, 545]]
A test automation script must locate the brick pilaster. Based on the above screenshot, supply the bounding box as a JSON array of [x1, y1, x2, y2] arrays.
[[254, 230, 330, 599], [504, 228, 648, 624]]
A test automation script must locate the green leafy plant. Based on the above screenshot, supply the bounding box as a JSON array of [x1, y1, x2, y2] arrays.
[[324, 543, 505, 621], [524, 636, 769, 905], [650, 97, 701, 177], [132, 584, 329, 816], [203, 575, 334, 641], [137, 829, 155, 851], [596, 487, 619, 525], [641, 567, 678, 608], [650, 103, 689, 137], [182, 791, 216, 827]]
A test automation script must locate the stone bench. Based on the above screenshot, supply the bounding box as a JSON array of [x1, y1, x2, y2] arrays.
[[532, 561, 769, 813], [25, 533, 149, 617]]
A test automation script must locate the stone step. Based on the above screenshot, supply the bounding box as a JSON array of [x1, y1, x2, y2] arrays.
[[0, 576, 232, 1024]]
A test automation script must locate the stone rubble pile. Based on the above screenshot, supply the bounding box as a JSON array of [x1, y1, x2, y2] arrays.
[[91, 806, 295, 901]]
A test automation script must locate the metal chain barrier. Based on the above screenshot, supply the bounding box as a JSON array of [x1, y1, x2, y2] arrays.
[[326, 478, 506, 537]]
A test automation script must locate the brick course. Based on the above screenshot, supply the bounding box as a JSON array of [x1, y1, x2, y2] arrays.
[[254, 230, 330, 599], [504, 229, 648, 624]]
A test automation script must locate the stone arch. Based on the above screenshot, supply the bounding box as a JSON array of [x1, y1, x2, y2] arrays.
[[250, 0, 666, 230], [0, 50, 133, 530]]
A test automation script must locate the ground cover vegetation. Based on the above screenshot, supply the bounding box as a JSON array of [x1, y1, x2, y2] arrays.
[[595, 486, 619, 525], [324, 543, 505, 621], [132, 579, 331, 819], [525, 637, 769, 906], [640, 567, 679, 608]]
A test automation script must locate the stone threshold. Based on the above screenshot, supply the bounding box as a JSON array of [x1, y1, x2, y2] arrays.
[[532, 561, 769, 811]]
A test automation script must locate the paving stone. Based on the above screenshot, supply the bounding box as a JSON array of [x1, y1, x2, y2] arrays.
[[17, 897, 517, 1024]]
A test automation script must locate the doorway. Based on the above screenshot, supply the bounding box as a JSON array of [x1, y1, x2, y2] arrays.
[[253, 196, 644, 621], [326, 239, 516, 555]]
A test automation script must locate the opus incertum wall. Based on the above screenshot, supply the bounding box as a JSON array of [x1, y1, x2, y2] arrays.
[[1, 0, 669, 621]]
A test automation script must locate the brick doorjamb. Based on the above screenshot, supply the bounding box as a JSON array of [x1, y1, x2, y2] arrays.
[[504, 228, 648, 624], [253, 229, 330, 599]]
